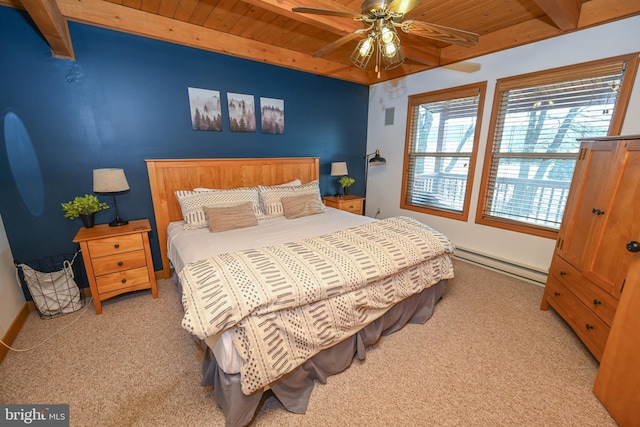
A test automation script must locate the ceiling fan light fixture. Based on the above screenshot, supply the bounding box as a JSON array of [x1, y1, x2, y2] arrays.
[[382, 46, 405, 70], [379, 27, 404, 69], [378, 25, 401, 57], [350, 36, 375, 69], [294, 1, 480, 76], [359, 36, 374, 56], [380, 25, 394, 44]]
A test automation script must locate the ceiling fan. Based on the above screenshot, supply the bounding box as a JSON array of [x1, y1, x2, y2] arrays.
[[292, 0, 479, 76]]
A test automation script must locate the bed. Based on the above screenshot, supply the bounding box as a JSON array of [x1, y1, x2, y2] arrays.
[[146, 157, 454, 427]]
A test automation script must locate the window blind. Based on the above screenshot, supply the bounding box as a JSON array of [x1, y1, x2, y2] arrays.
[[405, 85, 482, 215], [482, 58, 630, 230]]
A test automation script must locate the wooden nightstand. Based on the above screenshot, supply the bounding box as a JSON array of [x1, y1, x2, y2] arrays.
[[73, 219, 158, 314], [323, 195, 365, 215]]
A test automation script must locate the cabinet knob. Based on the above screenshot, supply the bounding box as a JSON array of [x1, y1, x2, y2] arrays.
[[593, 299, 601, 305], [118, 261, 124, 266], [554, 291, 560, 297], [626, 241, 640, 253], [586, 324, 594, 330], [121, 278, 127, 284], [560, 271, 567, 276], [114, 243, 120, 249], [591, 208, 605, 216]]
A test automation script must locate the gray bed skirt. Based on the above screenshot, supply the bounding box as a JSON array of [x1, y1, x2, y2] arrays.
[[200, 279, 448, 427]]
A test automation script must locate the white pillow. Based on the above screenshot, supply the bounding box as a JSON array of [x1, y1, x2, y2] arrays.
[[176, 187, 266, 229], [278, 179, 302, 187], [258, 180, 325, 218]]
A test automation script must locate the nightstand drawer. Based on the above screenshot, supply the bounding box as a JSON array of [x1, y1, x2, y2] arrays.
[[322, 196, 365, 215], [91, 250, 148, 276], [341, 199, 363, 214], [95, 266, 150, 295], [87, 233, 144, 258]]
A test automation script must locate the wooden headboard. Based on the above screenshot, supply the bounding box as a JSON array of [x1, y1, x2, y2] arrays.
[[146, 157, 320, 278]]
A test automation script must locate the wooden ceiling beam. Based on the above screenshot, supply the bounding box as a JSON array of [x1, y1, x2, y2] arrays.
[[55, 0, 371, 84], [531, 0, 581, 31], [439, 0, 640, 69], [20, 0, 75, 59], [0, 0, 23, 8], [245, 0, 362, 34], [577, 0, 640, 27]]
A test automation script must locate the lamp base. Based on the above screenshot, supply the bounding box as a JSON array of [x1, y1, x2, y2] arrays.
[[109, 217, 129, 227]]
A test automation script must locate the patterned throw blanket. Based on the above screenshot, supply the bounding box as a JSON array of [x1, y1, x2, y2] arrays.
[[180, 216, 455, 394]]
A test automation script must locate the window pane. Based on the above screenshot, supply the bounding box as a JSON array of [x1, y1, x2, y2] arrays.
[[407, 155, 470, 212], [403, 83, 485, 220], [487, 158, 576, 227], [478, 54, 636, 235]]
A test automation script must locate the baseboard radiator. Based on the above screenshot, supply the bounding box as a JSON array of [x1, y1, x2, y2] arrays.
[[453, 246, 548, 286]]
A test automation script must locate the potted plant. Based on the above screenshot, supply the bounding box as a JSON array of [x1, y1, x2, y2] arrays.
[[338, 176, 355, 195], [61, 194, 109, 228]]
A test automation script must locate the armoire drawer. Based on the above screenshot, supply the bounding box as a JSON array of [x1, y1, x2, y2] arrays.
[[545, 275, 610, 361], [549, 256, 618, 326]]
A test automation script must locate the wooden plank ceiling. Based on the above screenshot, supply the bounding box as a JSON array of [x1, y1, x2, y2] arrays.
[[2, 0, 639, 84]]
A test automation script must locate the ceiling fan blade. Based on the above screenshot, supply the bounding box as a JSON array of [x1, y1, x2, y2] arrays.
[[386, 0, 426, 15], [313, 32, 362, 58], [402, 20, 479, 48], [443, 61, 482, 73], [292, 6, 361, 19]]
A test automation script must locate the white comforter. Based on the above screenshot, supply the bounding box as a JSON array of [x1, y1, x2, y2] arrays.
[[168, 208, 375, 374], [179, 216, 454, 394], [168, 207, 376, 275]]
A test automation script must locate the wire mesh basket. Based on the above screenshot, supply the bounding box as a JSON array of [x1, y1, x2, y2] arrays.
[[15, 251, 87, 319]]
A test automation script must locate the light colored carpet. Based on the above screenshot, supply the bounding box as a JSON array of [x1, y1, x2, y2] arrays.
[[0, 260, 616, 426]]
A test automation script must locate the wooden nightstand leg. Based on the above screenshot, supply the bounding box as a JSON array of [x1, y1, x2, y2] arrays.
[[79, 241, 103, 315], [93, 298, 103, 315]]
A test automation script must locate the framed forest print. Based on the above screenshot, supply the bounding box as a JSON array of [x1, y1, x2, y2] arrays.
[[227, 92, 256, 132], [260, 97, 284, 134], [188, 87, 222, 131]]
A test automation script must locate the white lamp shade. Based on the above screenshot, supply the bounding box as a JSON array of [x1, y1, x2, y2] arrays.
[[331, 162, 348, 176], [93, 168, 130, 193]]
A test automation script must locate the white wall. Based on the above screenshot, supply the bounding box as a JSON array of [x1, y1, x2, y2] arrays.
[[366, 16, 640, 273], [0, 212, 26, 338]]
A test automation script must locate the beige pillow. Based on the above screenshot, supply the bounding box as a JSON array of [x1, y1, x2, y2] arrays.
[[176, 187, 266, 229], [281, 194, 325, 219], [258, 180, 325, 218], [203, 203, 258, 232]]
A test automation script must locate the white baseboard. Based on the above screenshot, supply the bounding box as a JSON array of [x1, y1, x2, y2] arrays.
[[453, 246, 548, 286]]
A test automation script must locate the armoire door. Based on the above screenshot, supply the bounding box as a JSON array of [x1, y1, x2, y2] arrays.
[[583, 140, 640, 299], [593, 253, 640, 427], [555, 141, 617, 270]]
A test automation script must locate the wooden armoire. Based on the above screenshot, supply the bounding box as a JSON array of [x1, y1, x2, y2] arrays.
[[540, 135, 640, 427]]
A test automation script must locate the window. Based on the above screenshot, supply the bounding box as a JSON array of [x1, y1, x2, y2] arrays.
[[401, 82, 486, 221], [477, 54, 639, 238]]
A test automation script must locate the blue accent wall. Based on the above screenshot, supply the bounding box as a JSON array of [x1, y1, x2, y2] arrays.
[[0, 7, 369, 288]]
